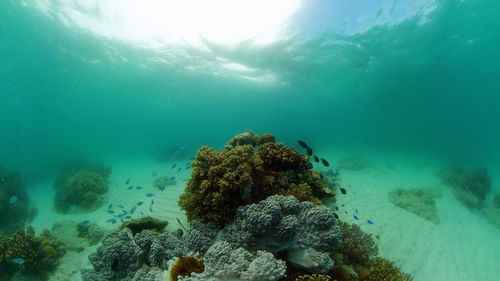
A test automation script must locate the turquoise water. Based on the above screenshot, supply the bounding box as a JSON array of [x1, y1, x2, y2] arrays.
[[1, 0, 499, 280]]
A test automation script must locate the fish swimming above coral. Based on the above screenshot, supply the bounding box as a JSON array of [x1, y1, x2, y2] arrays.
[[321, 158, 330, 167], [297, 140, 309, 149]]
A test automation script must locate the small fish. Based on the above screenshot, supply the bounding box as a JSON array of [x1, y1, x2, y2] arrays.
[[149, 206, 153, 212], [185, 162, 191, 166], [185, 166, 191, 170], [340, 187, 346, 195], [136, 186, 143, 190], [125, 179, 130, 184], [313, 155, 319, 162], [341, 204, 345, 207], [121, 209, 128, 215], [118, 205, 124, 208], [171, 164, 177, 169], [344, 211, 347, 214], [355, 209, 359, 214], [81, 220, 90, 226], [108, 204, 112, 209], [335, 207, 339, 211], [8, 195, 17, 204], [353, 215, 359, 220], [375, 234, 380, 239], [306, 148, 313, 156], [125, 215, 132, 219], [127, 185, 134, 190], [297, 140, 309, 149], [11, 257, 25, 264], [146, 193, 154, 197], [177, 167, 182, 172], [130, 206, 136, 214], [333, 213, 339, 219], [320, 158, 329, 167], [68, 204, 76, 211], [158, 185, 166, 191], [120, 218, 124, 223], [367, 220, 374, 224], [137, 201, 143, 206], [169, 176, 176, 181], [116, 213, 124, 218], [106, 209, 115, 214], [151, 199, 155, 205], [106, 218, 116, 224]]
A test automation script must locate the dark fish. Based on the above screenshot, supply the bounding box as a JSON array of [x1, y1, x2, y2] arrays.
[[149, 206, 153, 212], [146, 193, 154, 197], [127, 185, 134, 190], [355, 209, 359, 214], [320, 158, 329, 167], [106, 218, 116, 224], [169, 176, 176, 181], [353, 215, 359, 220], [185, 162, 191, 166], [171, 164, 177, 169], [151, 199, 155, 205], [125, 179, 130, 184], [120, 218, 124, 223], [130, 206, 136, 214], [121, 210, 128, 215], [125, 215, 131, 219], [335, 207, 339, 211], [185, 166, 191, 170], [106, 210, 115, 214], [118, 205, 124, 209], [136, 186, 143, 190], [313, 155, 319, 163], [177, 167, 182, 172], [333, 213, 339, 219], [297, 140, 309, 149], [116, 213, 124, 218], [137, 201, 143, 206], [375, 234, 380, 239], [108, 204, 112, 209], [367, 220, 374, 224], [306, 148, 313, 156], [344, 211, 347, 214], [340, 187, 346, 195], [341, 204, 345, 207], [158, 185, 166, 191]]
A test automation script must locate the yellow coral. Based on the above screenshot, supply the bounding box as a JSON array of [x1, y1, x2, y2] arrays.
[[362, 257, 413, 281]]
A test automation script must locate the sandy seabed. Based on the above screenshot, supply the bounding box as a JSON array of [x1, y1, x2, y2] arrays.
[[27, 150, 500, 281]]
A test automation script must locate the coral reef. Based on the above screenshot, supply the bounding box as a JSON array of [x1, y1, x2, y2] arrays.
[[295, 274, 331, 281], [438, 166, 491, 209], [0, 226, 66, 279], [0, 165, 36, 236], [119, 216, 168, 235], [76, 222, 105, 246], [178, 132, 334, 227], [337, 221, 378, 265], [154, 176, 177, 189], [387, 188, 440, 224], [169, 257, 204, 281], [358, 257, 412, 281], [53, 165, 111, 213]]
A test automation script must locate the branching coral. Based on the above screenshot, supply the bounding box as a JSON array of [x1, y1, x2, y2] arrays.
[[179, 132, 334, 227], [53, 166, 111, 213], [0, 226, 66, 277], [359, 257, 412, 281], [438, 166, 491, 209], [337, 222, 378, 266], [0, 165, 34, 235]]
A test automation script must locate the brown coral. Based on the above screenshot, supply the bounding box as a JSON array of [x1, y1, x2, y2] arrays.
[[119, 216, 168, 235], [169, 256, 205, 281], [295, 274, 332, 281], [179, 132, 334, 227], [361, 257, 412, 281], [337, 222, 378, 265]]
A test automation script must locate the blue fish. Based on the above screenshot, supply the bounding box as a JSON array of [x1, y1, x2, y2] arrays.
[[106, 210, 115, 214], [108, 204, 112, 209], [149, 206, 153, 212], [177, 167, 182, 172], [169, 176, 176, 181], [116, 213, 124, 218], [11, 257, 25, 264], [127, 185, 134, 190], [367, 220, 374, 224], [137, 201, 143, 206], [118, 205, 124, 208], [125, 179, 130, 184], [106, 218, 116, 224], [146, 193, 154, 197], [136, 186, 143, 190], [353, 215, 359, 220], [130, 206, 136, 214], [341, 204, 345, 207], [185, 166, 191, 170], [8, 195, 17, 204], [81, 220, 90, 225], [355, 209, 359, 214], [158, 185, 166, 191], [125, 215, 131, 219], [171, 164, 176, 169]]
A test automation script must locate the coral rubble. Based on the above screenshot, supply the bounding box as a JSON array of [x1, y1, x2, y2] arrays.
[[388, 188, 440, 224], [178, 132, 334, 227]]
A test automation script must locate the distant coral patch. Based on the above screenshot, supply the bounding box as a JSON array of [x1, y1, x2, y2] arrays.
[[388, 188, 440, 224]]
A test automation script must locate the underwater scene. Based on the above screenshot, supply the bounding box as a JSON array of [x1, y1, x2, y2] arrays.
[[1, 0, 499, 280]]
